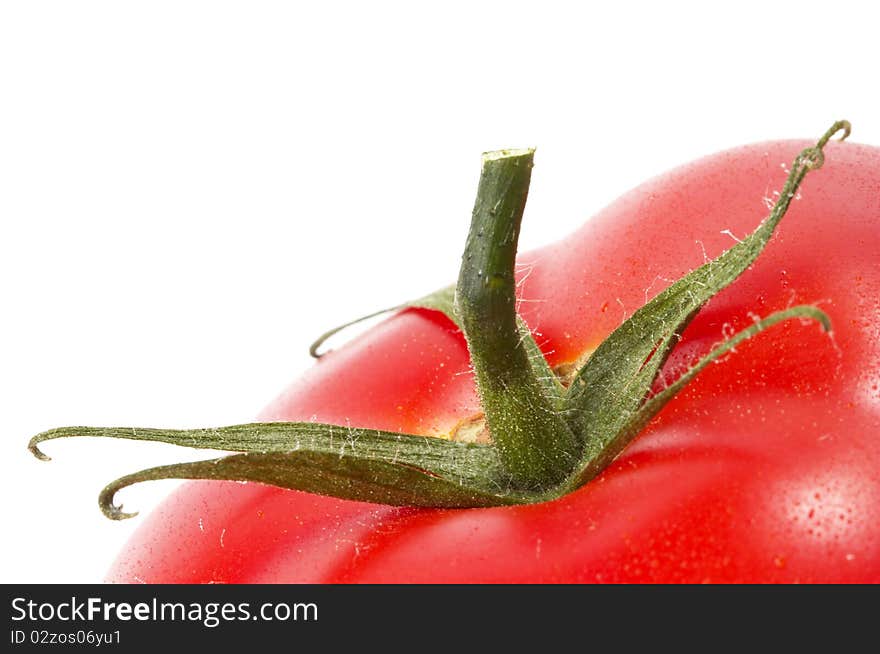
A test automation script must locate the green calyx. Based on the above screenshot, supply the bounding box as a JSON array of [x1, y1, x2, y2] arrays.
[[29, 121, 849, 519]]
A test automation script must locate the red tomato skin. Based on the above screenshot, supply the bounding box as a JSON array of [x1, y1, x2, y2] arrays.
[[108, 140, 880, 583]]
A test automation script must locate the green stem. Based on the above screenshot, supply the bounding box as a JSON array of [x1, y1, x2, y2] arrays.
[[454, 148, 578, 489]]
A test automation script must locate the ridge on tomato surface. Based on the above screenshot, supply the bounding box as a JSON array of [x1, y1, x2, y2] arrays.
[[30, 121, 880, 581]]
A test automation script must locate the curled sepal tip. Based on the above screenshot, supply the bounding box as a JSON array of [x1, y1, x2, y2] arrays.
[[818, 120, 851, 147], [100, 491, 138, 520], [308, 305, 404, 358], [308, 285, 460, 359], [28, 441, 51, 462]]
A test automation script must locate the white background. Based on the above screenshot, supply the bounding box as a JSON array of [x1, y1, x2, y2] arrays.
[[2, 1, 878, 583]]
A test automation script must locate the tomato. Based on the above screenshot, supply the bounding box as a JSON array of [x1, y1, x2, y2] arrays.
[[104, 138, 879, 583]]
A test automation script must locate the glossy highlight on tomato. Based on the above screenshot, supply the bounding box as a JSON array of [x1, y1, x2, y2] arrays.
[[108, 139, 880, 583]]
